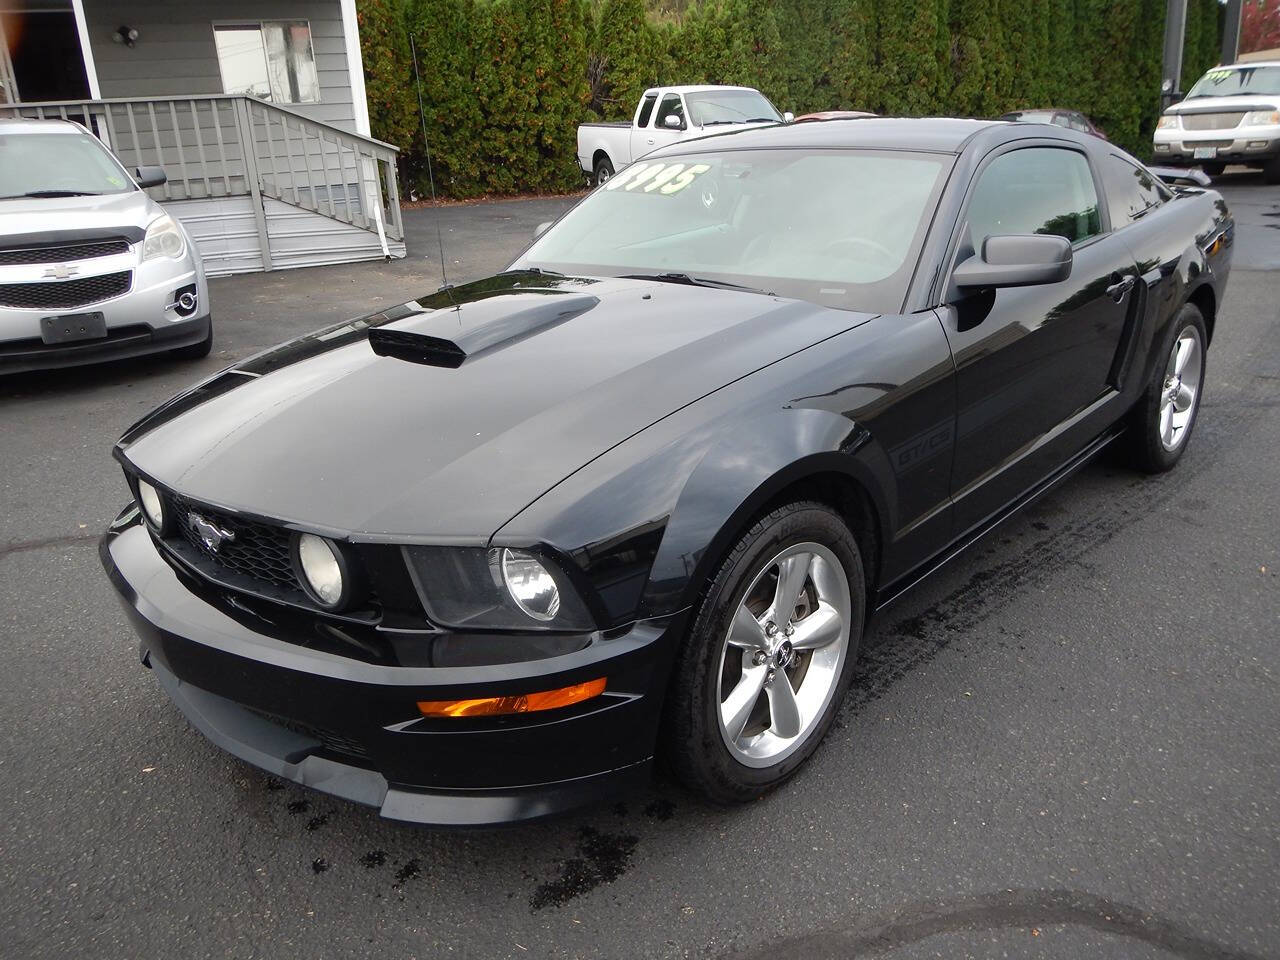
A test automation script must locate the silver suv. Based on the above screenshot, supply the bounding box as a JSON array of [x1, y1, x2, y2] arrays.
[[0, 118, 210, 375]]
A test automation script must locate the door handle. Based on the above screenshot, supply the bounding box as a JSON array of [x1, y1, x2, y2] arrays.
[[1106, 275, 1136, 302]]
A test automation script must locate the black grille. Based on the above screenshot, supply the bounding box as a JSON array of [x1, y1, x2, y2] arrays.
[[0, 271, 131, 309], [0, 238, 130, 266], [170, 494, 299, 590]]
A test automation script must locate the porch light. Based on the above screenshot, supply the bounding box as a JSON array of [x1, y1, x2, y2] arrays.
[[416, 678, 607, 718]]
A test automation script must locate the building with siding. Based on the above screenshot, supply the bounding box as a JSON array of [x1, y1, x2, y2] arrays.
[[1, 0, 405, 273]]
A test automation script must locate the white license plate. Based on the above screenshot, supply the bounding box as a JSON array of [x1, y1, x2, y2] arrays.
[[1192, 146, 1218, 159]]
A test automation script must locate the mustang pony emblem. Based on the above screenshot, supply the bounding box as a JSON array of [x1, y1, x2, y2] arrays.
[[42, 264, 79, 280], [188, 512, 235, 552]]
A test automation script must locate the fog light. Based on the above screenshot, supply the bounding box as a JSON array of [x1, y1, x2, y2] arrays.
[[296, 533, 347, 608], [137, 479, 165, 530], [1154, 143, 1171, 152], [169, 284, 198, 317], [1247, 140, 1269, 150], [417, 677, 607, 717]]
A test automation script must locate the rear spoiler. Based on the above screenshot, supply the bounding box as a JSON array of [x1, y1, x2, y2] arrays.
[[1148, 165, 1211, 188]]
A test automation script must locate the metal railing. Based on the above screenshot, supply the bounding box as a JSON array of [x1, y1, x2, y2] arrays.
[[1, 95, 403, 253]]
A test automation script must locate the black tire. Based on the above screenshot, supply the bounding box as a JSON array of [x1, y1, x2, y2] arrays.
[[1264, 156, 1280, 185], [662, 500, 866, 804], [170, 320, 213, 360], [1125, 303, 1207, 473], [593, 156, 615, 187], [1201, 161, 1225, 177]]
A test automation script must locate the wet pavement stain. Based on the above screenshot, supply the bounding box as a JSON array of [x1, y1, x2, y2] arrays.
[[306, 814, 328, 832], [642, 798, 675, 821], [286, 799, 309, 815], [529, 826, 639, 911], [311, 857, 329, 874], [359, 849, 387, 868], [393, 858, 420, 887]]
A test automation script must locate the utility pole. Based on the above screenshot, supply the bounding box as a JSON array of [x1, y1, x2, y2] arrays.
[[1220, 0, 1242, 66], [1161, 0, 1188, 110]]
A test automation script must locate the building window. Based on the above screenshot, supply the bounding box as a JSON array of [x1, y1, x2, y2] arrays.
[[214, 22, 319, 104]]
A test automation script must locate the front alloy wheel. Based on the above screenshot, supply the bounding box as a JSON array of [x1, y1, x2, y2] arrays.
[[717, 542, 851, 768], [664, 501, 865, 804]]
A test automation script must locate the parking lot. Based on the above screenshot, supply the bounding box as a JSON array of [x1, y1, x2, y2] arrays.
[[1, 174, 1277, 959]]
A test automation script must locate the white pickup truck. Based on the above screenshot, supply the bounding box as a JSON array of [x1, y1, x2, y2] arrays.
[[577, 85, 789, 185]]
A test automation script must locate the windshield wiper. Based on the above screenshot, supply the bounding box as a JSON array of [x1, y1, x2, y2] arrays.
[[622, 272, 775, 296], [0, 190, 103, 199]]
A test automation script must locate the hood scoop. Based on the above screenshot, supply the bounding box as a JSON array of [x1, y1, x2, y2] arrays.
[[368, 291, 600, 368]]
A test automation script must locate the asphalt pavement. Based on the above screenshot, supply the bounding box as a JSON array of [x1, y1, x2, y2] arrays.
[[1, 174, 1277, 960]]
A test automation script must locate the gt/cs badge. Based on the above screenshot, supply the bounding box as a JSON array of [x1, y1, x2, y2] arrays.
[[188, 512, 235, 553]]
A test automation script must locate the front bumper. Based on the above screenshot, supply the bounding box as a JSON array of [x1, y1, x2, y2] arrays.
[[0, 251, 209, 375], [101, 512, 676, 827], [1152, 131, 1280, 166]]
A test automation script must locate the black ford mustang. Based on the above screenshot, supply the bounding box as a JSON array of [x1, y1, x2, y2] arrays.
[[102, 119, 1232, 826]]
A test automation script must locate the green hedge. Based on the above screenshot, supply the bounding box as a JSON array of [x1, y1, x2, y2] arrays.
[[361, 0, 1223, 199]]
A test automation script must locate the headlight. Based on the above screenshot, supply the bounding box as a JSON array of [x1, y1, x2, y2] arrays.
[[1155, 114, 1181, 130], [501, 548, 560, 621], [142, 215, 185, 261], [137, 479, 166, 531], [403, 545, 595, 631], [1242, 109, 1280, 126], [295, 533, 350, 609]]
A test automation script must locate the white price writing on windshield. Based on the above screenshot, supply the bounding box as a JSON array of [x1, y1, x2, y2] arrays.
[[602, 162, 712, 196]]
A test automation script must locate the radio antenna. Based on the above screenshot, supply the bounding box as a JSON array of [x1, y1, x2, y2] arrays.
[[410, 33, 450, 292]]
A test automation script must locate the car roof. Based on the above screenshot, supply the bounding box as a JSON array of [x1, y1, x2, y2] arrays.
[[648, 85, 760, 95], [650, 117, 1010, 156], [0, 117, 84, 135], [1222, 60, 1280, 69]]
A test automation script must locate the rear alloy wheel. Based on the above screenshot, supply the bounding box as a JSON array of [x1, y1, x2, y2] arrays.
[[1127, 304, 1206, 473], [664, 501, 865, 804], [593, 156, 615, 187]]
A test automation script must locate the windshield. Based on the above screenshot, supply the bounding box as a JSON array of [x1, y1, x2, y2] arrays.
[[1186, 65, 1280, 99], [686, 90, 782, 126], [0, 132, 134, 199], [514, 148, 951, 314]]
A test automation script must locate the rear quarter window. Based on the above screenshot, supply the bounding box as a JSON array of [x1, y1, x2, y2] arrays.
[[1100, 154, 1170, 227]]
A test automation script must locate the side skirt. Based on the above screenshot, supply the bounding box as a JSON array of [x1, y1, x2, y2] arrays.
[[871, 424, 1126, 613]]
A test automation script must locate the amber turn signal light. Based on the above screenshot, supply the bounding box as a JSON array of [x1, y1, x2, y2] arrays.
[[417, 677, 607, 718]]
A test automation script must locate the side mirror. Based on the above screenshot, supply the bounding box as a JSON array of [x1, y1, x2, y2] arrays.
[[783, 111, 794, 123], [953, 234, 1073, 289], [134, 165, 167, 189], [533, 221, 552, 239], [662, 114, 683, 130]]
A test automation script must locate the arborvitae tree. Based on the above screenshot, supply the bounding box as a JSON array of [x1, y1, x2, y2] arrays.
[[404, 0, 486, 197], [357, 0, 417, 155], [593, 0, 660, 120], [827, 0, 878, 112], [365, 0, 1224, 196], [945, 0, 1012, 116]]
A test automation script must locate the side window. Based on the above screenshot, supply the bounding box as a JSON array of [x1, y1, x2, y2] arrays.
[[655, 94, 684, 129], [965, 147, 1102, 248], [1100, 154, 1169, 226], [1067, 113, 1091, 133], [1051, 113, 1073, 128], [636, 93, 658, 129]]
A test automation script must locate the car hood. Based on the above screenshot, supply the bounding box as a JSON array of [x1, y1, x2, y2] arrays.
[[1167, 94, 1280, 114], [118, 273, 870, 540], [0, 189, 157, 240]]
